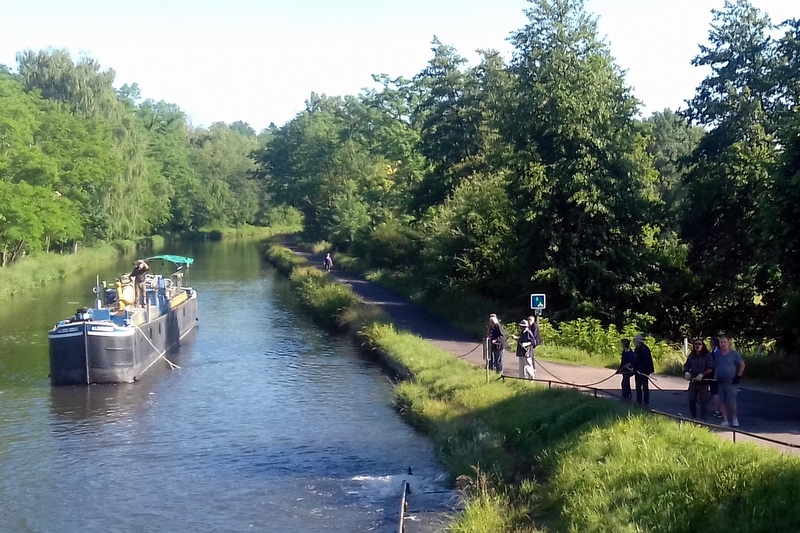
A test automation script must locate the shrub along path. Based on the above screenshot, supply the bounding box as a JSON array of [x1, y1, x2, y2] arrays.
[[287, 244, 800, 452]]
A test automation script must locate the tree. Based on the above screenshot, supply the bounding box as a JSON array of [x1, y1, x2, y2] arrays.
[[643, 110, 704, 227], [767, 19, 800, 349], [413, 38, 483, 209], [685, 0, 779, 129], [189, 123, 261, 227], [505, 0, 662, 324], [681, 0, 780, 338], [421, 171, 515, 296]]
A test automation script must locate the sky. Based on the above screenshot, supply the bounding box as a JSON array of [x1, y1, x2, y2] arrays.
[[1, 0, 796, 131]]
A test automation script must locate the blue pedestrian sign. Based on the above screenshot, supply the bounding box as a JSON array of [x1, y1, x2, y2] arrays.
[[530, 294, 546, 310]]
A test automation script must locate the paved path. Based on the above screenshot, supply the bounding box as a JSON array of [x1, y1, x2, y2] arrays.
[[289, 245, 800, 453]]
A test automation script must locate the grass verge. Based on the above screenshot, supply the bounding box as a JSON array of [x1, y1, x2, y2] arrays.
[[0, 245, 120, 300], [177, 223, 302, 241], [263, 242, 800, 533]]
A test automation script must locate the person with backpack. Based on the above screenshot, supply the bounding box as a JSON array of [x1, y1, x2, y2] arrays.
[[323, 253, 333, 273], [487, 314, 507, 374], [514, 319, 536, 380]]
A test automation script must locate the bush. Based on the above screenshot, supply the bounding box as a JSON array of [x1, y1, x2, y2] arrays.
[[355, 220, 420, 269], [264, 205, 304, 229], [264, 244, 306, 275]]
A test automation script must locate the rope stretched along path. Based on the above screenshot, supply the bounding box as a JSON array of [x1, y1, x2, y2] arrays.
[[456, 342, 482, 358]]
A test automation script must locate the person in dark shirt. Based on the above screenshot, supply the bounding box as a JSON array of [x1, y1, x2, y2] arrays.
[[129, 259, 149, 307], [617, 338, 635, 401], [487, 315, 507, 373], [526, 315, 543, 348], [683, 338, 714, 420], [632, 334, 654, 406]]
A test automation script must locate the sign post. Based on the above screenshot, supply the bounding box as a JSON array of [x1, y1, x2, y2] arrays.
[[530, 293, 546, 317]]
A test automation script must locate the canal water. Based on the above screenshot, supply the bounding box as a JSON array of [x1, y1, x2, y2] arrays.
[[0, 239, 450, 532]]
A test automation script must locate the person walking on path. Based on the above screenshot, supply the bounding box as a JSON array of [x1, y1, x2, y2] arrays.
[[323, 253, 334, 273], [129, 259, 149, 307], [487, 315, 507, 374], [683, 339, 714, 420], [633, 334, 654, 406], [513, 319, 536, 380], [716, 336, 746, 427], [617, 338, 635, 401]]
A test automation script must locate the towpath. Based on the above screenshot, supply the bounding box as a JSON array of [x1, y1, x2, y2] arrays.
[[286, 244, 800, 453]]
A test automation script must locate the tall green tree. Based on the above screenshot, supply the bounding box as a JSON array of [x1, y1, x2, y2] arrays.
[[767, 19, 800, 349], [643, 110, 704, 227], [681, 0, 779, 337], [189, 123, 261, 227], [505, 0, 662, 324], [413, 38, 482, 210]]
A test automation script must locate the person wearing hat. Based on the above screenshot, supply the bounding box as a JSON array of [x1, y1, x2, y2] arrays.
[[513, 319, 536, 380], [632, 334, 654, 406], [129, 259, 149, 307]]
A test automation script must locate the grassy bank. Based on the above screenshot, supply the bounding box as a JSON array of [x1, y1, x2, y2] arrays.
[[180, 223, 302, 241], [263, 241, 800, 533], [0, 245, 120, 300]]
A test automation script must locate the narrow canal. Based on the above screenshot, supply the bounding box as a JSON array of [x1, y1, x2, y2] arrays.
[[0, 239, 450, 532]]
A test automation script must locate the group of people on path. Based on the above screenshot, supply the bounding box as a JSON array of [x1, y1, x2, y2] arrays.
[[486, 314, 541, 380], [618, 335, 745, 427], [478, 312, 748, 428]]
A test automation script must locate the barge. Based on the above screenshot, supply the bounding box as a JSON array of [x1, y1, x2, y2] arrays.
[[48, 255, 199, 386]]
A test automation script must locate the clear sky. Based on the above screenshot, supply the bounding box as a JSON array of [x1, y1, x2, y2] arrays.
[[1, 0, 795, 131]]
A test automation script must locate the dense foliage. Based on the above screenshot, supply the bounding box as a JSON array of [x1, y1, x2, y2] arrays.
[[254, 0, 800, 349], [0, 51, 268, 266]]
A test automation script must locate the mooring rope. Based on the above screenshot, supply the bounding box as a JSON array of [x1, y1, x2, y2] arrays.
[[133, 323, 181, 369]]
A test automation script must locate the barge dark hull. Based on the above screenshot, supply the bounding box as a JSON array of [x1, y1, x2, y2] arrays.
[[49, 294, 198, 386]]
